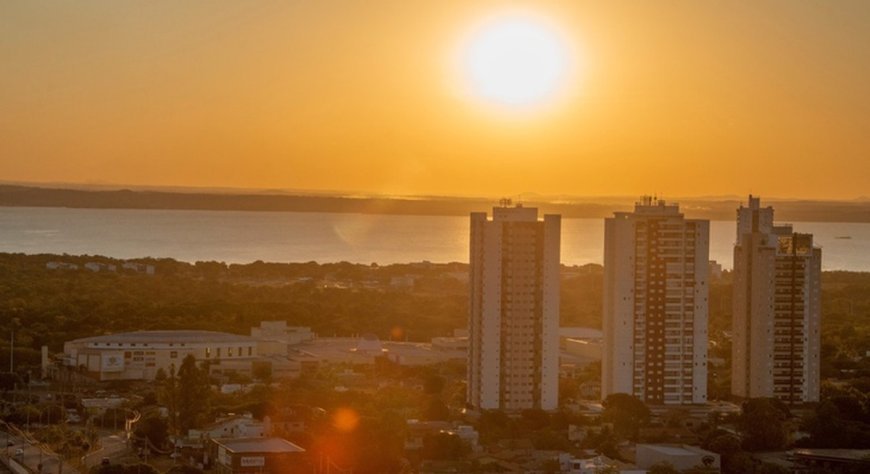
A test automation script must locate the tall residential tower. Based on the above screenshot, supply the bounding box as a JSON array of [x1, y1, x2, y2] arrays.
[[603, 198, 709, 405], [732, 196, 821, 404], [468, 203, 560, 411]]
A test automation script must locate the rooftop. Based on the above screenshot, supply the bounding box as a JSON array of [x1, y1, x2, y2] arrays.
[[214, 437, 305, 454], [638, 444, 713, 456], [69, 330, 256, 344]]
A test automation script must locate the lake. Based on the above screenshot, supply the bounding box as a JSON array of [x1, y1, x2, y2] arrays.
[[1, 206, 869, 271]]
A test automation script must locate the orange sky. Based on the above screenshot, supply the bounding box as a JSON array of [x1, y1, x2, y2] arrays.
[[2, 1, 870, 199]]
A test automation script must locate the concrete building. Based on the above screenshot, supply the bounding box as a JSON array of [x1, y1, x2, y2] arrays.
[[467, 203, 560, 411], [731, 196, 822, 404], [211, 437, 307, 474], [63, 330, 294, 381], [251, 321, 314, 349], [189, 413, 270, 441], [603, 198, 709, 405]]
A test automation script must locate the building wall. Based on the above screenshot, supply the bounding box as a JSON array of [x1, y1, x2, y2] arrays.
[[731, 197, 821, 403], [64, 335, 260, 381], [602, 215, 637, 398], [603, 199, 708, 405], [468, 205, 560, 411]]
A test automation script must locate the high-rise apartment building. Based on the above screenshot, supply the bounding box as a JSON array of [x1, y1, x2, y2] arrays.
[[603, 198, 709, 405], [732, 196, 821, 404], [467, 203, 560, 411]]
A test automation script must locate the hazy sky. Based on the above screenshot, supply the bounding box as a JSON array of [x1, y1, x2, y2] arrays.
[[2, 1, 870, 199]]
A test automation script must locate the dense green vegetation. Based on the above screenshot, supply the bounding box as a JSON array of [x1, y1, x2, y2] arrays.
[[0, 253, 602, 371], [1, 252, 869, 387]]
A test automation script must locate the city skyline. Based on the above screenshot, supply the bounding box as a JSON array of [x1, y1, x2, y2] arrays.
[[3, 2, 870, 199]]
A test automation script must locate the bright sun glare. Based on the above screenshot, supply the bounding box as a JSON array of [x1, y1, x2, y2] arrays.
[[463, 14, 569, 107]]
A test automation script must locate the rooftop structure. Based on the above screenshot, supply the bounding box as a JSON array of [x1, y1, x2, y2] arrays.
[[635, 444, 720, 471], [64, 330, 272, 382], [212, 437, 307, 474]]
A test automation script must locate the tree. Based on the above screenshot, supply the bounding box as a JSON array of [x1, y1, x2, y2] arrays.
[[602, 393, 650, 441], [177, 355, 210, 432], [725, 452, 756, 474], [166, 466, 203, 474], [422, 398, 450, 421], [705, 431, 743, 471], [0, 372, 22, 391], [801, 392, 870, 448], [520, 409, 551, 431], [755, 463, 790, 474], [738, 398, 790, 451], [422, 373, 445, 394], [705, 431, 740, 454], [531, 429, 572, 451], [158, 364, 179, 434], [421, 432, 468, 461], [134, 416, 168, 448], [648, 462, 680, 474]]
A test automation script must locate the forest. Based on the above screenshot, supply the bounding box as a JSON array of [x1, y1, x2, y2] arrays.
[[0, 252, 868, 386]]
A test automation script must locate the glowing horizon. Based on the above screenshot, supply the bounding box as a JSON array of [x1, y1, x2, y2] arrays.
[[2, 2, 870, 200]]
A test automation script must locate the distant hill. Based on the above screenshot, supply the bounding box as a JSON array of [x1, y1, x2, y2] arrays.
[[2, 184, 870, 222]]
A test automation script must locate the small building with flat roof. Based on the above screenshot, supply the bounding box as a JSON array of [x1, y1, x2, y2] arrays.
[[63, 330, 289, 381], [212, 437, 307, 474], [635, 444, 720, 472]]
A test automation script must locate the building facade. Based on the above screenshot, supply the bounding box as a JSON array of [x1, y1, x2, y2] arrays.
[[63, 330, 300, 381], [603, 198, 709, 405], [467, 204, 560, 411], [211, 437, 307, 474], [731, 196, 821, 403]]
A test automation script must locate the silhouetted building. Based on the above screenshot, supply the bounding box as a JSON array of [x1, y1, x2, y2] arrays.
[[467, 202, 560, 411], [603, 197, 709, 405], [732, 196, 821, 403]]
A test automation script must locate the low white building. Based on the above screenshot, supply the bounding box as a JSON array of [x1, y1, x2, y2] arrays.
[[46, 262, 79, 270], [64, 330, 264, 381], [251, 321, 314, 348], [84, 262, 117, 272], [189, 413, 270, 441], [122, 262, 155, 275]]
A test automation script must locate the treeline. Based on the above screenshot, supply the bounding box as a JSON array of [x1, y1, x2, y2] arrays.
[[1, 252, 869, 383], [0, 252, 600, 371], [5, 184, 870, 221]]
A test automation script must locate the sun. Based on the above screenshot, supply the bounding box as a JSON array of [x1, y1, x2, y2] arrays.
[[461, 14, 570, 107]]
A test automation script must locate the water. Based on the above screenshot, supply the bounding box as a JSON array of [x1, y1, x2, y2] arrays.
[[1, 206, 869, 271]]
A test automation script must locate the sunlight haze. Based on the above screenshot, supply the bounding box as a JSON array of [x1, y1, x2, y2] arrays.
[[2, 1, 870, 199]]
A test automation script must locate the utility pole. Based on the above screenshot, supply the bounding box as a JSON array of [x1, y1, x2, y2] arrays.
[[26, 371, 31, 433]]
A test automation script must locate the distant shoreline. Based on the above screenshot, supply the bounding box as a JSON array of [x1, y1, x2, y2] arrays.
[[2, 184, 870, 223]]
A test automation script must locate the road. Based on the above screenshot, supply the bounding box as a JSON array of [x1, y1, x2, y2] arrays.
[[1, 427, 76, 474], [81, 433, 129, 470]]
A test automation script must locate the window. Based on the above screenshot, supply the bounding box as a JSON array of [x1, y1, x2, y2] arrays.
[[170, 351, 178, 359]]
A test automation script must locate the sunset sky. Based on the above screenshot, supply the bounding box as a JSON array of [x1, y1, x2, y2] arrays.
[[2, 1, 870, 199]]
